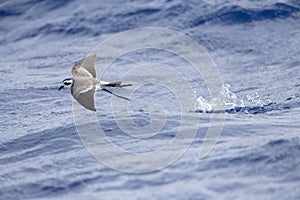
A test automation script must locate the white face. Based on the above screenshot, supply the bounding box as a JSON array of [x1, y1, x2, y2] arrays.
[[63, 79, 73, 86]]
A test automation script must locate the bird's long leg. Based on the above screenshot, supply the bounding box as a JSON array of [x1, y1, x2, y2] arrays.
[[102, 88, 130, 101]]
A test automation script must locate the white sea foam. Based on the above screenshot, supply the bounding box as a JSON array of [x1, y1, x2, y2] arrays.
[[194, 84, 270, 113]]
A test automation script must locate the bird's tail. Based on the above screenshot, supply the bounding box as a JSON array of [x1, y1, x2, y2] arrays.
[[101, 81, 132, 88]]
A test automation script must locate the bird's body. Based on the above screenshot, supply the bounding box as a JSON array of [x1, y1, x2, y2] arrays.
[[59, 54, 131, 111]]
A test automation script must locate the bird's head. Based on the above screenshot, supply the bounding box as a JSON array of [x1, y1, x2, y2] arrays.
[[58, 78, 74, 91]]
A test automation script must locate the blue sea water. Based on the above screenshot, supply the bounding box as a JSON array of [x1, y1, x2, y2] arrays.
[[0, 0, 300, 199]]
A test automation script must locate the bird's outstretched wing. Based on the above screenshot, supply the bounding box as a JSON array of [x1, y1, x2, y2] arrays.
[[71, 78, 96, 111], [72, 54, 97, 78]]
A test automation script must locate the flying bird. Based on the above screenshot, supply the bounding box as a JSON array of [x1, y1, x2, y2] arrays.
[[59, 54, 131, 111]]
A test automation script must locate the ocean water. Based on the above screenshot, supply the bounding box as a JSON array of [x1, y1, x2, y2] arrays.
[[1, 0, 300, 199]]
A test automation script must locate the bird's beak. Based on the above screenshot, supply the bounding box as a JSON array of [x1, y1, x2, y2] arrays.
[[58, 85, 64, 91]]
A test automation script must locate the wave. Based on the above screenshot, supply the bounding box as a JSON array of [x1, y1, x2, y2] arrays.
[[192, 2, 300, 25], [226, 137, 300, 165], [1, 0, 300, 44], [0, 0, 71, 17], [0, 124, 79, 164]]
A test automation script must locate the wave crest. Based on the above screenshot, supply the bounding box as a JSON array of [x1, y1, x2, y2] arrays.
[[193, 3, 300, 25]]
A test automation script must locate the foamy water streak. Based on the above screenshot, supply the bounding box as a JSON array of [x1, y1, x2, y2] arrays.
[[194, 84, 272, 114]]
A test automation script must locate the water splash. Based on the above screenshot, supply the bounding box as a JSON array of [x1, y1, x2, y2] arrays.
[[194, 84, 272, 114], [222, 84, 238, 109], [194, 96, 212, 112]]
